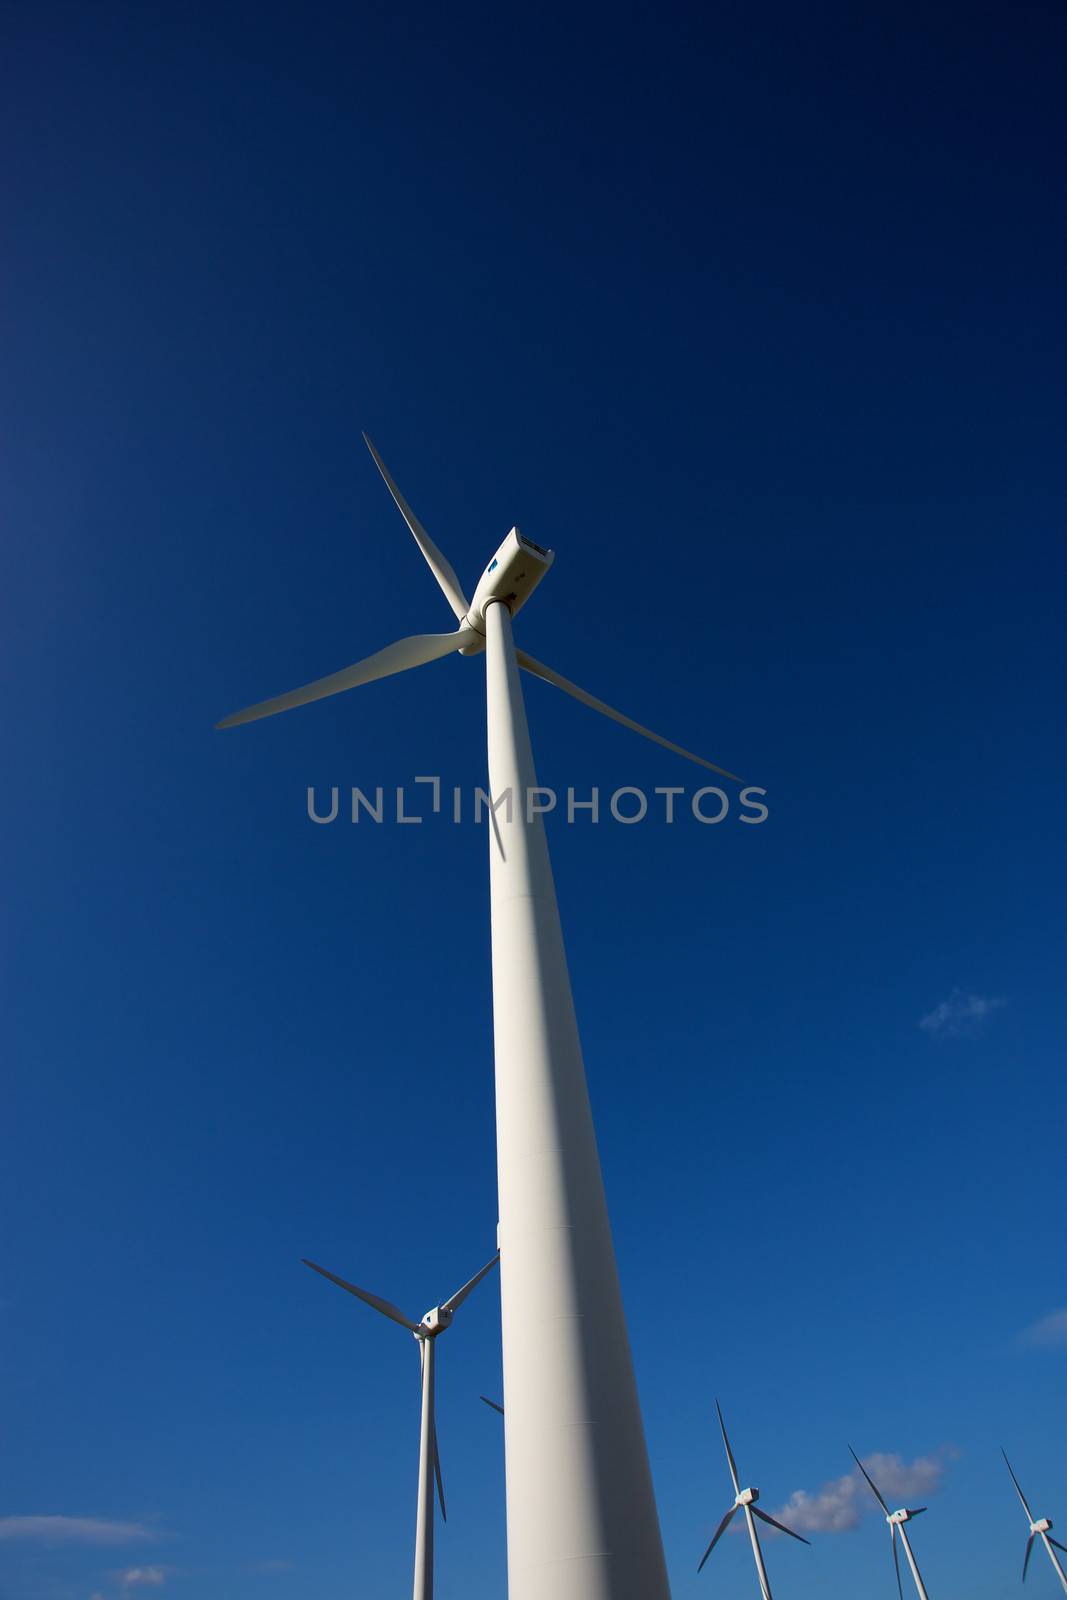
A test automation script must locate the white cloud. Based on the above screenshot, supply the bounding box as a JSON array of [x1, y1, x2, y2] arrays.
[[1020, 1309, 1067, 1348], [0, 1518, 156, 1546], [919, 989, 1003, 1038], [119, 1570, 166, 1590], [767, 1471, 863, 1533], [860, 1451, 945, 1501], [767, 1451, 948, 1534]]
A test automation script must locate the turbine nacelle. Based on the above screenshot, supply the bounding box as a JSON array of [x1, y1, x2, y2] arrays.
[[464, 527, 554, 636], [888, 1507, 925, 1525], [736, 1486, 759, 1507], [1032, 1517, 1054, 1534], [417, 1305, 454, 1338]]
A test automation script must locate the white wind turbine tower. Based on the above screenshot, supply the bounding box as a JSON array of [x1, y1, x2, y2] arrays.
[[1002, 1448, 1067, 1591], [850, 1446, 931, 1600], [697, 1400, 810, 1597], [219, 435, 743, 1600], [303, 1250, 498, 1600]]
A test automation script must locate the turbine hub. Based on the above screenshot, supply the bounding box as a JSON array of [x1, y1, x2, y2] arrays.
[[736, 1487, 759, 1506]]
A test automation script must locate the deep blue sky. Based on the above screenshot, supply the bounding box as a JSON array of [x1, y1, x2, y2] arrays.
[[3, 3, 1065, 1598]]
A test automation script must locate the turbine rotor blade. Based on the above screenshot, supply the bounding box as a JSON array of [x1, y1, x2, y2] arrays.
[[1024, 1531, 1036, 1581], [480, 1396, 505, 1416], [1003, 1448, 1035, 1521], [416, 1341, 445, 1519], [715, 1400, 742, 1495], [433, 1418, 446, 1522], [363, 434, 470, 622], [217, 628, 474, 729], [697, 1505, 737, 1572], [752, 1506, 811, 1545], [1048, 1538, 1067, 1553], [301, 1259, 421, 1332], [891, 1522, 904, 1600], [442, 1251, 500, 1314], [516, 650, 743, 783], [849, 1446, 890, 1515], [907, 1507, 927, 1517]]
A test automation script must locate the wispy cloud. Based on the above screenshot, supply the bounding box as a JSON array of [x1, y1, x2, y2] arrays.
[[919, 989, 1003, 1038], [118, 1569, 167, 1590], [0, 1517, 156, 1546], [767, 1451, 948, 1534], [1020, 1309, 1067, 1348]]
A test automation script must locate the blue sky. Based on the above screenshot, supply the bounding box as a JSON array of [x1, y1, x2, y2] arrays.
[[2, 2, 1065, 1597]]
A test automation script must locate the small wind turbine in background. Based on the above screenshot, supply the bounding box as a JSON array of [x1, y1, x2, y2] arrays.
[[850, 1445, 931, 1600], [303, 1251, 498, 1600], [698, 1400, 810, 1598], [1002, 1448, 1067, 1591]]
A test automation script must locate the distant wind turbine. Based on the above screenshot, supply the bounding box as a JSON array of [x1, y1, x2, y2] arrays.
[[698, 1400, 809, 1598], [850, 1445, 931, 1600], [304, 1251, 498, 1600], [1002, 1448, 1067, 1591], [219, 435, 743, 1600]]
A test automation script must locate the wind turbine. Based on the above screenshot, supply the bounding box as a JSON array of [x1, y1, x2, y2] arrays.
[[303, 1250, 498, 1600], [219, 436, 742, 1600], [850, 1446, 931, 1600], [1002, 1448, 1067, 1591], [698, 1400, 809, 1597]]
